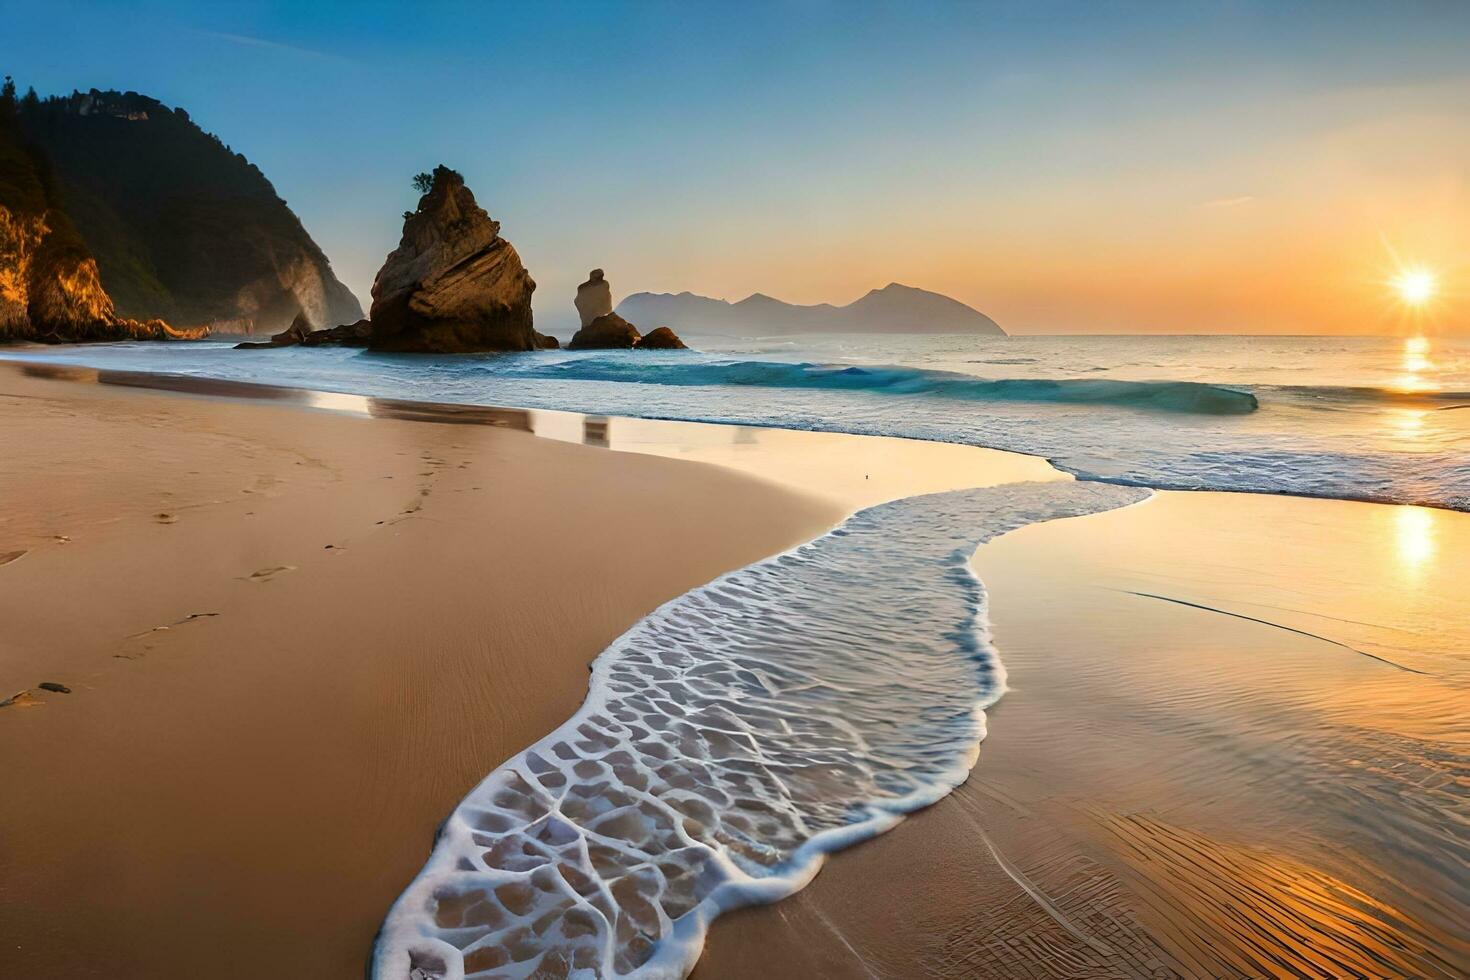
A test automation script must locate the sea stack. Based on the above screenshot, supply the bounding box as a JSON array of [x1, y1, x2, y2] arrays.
[[368, 166, 539, 353], [567, 268, 689, 350], [575, 269, 613, 327]]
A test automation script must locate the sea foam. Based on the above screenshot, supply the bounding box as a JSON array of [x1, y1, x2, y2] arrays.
[[372, 480, 1148, 979]]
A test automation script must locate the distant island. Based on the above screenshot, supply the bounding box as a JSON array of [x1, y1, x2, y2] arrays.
[[617, 282, 1005, 336], [4, 82, 359, 338]]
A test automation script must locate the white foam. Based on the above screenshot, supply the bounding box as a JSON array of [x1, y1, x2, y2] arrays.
[[372, 480, 1148, 979]]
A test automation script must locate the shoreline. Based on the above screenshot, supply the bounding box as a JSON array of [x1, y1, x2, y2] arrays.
[[3, 358, 1465, 978], [6, 347, 1467, 515], [697, 489, 1469, 978]]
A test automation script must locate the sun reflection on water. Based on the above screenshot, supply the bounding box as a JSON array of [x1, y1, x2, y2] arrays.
[[1391, 336, 1439, 394], [1390, 408, 1426, 439]]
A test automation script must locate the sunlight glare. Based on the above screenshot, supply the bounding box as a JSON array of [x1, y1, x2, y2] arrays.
[[1393, 269, 1436, 306]]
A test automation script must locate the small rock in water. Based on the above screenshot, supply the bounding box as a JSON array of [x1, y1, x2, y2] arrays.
[[568, 312, 641, 350], [633, 325, 688, 350], [38, 682, 71, 694], [234, 311, 315, 349]]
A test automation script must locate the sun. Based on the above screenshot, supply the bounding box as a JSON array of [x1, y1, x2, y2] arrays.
[[1393, 268, 1436, 306]]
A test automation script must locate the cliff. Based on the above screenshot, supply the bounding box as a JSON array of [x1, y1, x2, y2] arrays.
[[617, 282, 1006, 336], [1, 84, 204, 343], [16, 88, 360, 335]]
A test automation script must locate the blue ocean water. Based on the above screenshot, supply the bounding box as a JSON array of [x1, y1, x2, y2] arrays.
[[7, 333, 1468, 510]]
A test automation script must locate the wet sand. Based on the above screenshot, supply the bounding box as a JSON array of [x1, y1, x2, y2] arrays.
[[698, 491, 1470, 978], [0, 368, 849, 977]]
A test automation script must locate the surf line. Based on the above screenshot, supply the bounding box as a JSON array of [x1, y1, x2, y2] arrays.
[[1116, 591, 1428, 675]]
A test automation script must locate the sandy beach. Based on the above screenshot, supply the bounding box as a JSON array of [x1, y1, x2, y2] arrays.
[[3, 364, 1467, 978], [0, 367, 844, 977]]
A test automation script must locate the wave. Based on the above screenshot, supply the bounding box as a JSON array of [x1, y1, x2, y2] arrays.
[[372, 481, 1149, 979], [1254, 383, 1470, 409], [508, 358, 1261, 415]]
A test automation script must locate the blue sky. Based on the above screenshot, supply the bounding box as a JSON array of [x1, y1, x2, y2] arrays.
[[5, 1, 1469, 333]]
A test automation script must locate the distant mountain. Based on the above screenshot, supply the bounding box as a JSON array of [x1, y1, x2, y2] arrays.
[[617, 283, 1004, 336], [16, 88, 361, 335]]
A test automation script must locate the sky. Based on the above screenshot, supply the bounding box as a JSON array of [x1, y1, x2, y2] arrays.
[[4, 0, 1469, 335]]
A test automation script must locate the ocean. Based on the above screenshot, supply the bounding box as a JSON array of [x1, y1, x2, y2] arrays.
[[6, 333, 1467, 511]]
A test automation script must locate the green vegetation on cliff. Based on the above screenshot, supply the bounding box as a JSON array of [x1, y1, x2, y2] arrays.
[[2, 78, 207, 343], [14, 85, 360, 333]]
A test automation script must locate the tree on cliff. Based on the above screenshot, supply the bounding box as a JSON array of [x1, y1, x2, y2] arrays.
[[412, 171, 434, 194]]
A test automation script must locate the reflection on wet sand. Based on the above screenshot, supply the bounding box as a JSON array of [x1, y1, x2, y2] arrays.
[[366, 397, 532, 431], [581, 415, 609, 447], [699, 488, 1468, 979], [3, 359, 1058, 511], [968, 490, 1470, 977]]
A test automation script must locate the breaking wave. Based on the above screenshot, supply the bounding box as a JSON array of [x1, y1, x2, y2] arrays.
[[504, 358, 1260, 415], [372, 481, 1149, 979]]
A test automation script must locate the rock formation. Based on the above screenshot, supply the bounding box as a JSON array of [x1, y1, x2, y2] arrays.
[[16, 88, 361, 336], [232, 310, 314, 348], [575, 269, 613, 327], [634, 326, 688, 350], [566, 270, 688, 350], [301, 318, 371, 347], [568, 312, 641, 350], [234, 314, 372, 349], [2, 97, 206, 343], [369, 166, 538, 353]]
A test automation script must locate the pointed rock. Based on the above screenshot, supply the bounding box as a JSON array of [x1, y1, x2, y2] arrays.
[[368, 166, 538, 353]]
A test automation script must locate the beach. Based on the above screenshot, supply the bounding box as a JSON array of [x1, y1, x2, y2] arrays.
[[699, 492, 1469, 978], [0, 367, 845, 977], [2, 363, 1467, 978]]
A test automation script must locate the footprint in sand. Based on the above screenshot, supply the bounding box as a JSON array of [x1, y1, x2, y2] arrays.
[[0, 549, 27, 567], [155, 512, 178, 524], [246, 565, 296, 583]]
